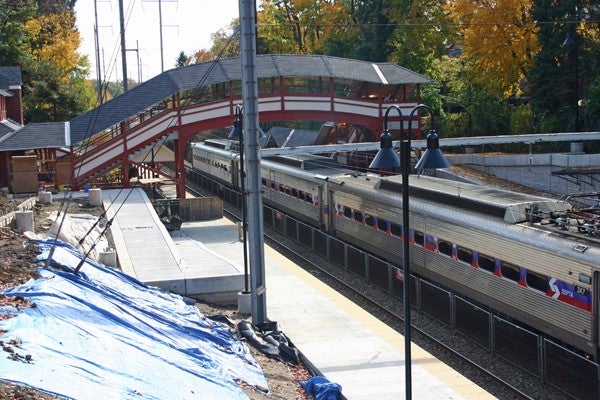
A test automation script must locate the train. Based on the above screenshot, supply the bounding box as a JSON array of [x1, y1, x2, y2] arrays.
[[190, 138, 600, 360]]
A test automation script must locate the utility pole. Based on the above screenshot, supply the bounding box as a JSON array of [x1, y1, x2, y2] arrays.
[[93, 0, 103, 103], [239, 0, 267, 325], [119, 0, 128, 92], [142, 0, 168, 73], [126, 41, 142, 84], [159, 0, 164, 72]]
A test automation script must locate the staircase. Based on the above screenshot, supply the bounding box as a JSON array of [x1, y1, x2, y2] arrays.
[[71, 109, 180, 188]]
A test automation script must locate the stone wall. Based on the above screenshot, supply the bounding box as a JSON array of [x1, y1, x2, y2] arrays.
[[446, 151, 600, 197]]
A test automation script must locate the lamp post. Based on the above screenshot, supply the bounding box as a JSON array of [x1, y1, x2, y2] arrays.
[[369, 104, 449, 400], [228, 105, 250, 298], [563, 32, 579, 132]]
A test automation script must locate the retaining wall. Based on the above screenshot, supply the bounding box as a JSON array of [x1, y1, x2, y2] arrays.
[[446, 151, 600, 197]]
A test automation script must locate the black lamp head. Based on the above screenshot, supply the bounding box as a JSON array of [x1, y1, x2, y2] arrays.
[[369, 129, 400, 169], [415, 130, 450, 173], [228, 117, 242, 139]]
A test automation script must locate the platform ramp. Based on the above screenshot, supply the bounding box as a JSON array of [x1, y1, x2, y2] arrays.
[[103, 188, 243, 302]]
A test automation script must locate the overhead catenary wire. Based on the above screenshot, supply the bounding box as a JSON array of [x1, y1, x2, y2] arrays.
[[43, 0, 140, 270]]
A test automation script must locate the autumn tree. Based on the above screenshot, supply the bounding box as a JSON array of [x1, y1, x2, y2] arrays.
[[1, 0, 94, 122], [446, 0, 539, 98], [22, 8, 94, 121]]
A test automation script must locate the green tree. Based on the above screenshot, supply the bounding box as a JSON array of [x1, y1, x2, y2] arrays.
[[348, 0, 395, 62], [175, 51, 191, 68], [208, 19, 241, 58], [582, 76, 600, 133], [22, 6, 94, 121], [530, 0, 600, 132], [387, 0, 454, 75], [25, 59, 94, 122], [0, 0, 37, 66], [257, 0, 348, 54]]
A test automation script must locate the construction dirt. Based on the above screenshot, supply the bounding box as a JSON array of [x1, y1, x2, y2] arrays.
[[0, 195, 312, 400]]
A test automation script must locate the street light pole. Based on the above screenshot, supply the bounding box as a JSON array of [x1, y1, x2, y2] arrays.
[[229, 105, 250, 295], [563, 32, 579, 132], [369, 104, 449, 400]]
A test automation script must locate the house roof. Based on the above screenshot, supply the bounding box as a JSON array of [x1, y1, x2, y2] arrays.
[[0, 119, 22, 137], [0, 67, 22, 89], [266, 126, 319, 148], [69, 54, 434, 143], [0, 122, 68, 151]]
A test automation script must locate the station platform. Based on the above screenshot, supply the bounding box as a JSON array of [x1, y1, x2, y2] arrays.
[[178, 217, 496, 400], [101, 187, 496, 400], [102, 188, 244, 303]]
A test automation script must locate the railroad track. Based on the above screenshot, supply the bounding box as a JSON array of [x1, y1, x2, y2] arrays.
[[183, 182, 573, 400]]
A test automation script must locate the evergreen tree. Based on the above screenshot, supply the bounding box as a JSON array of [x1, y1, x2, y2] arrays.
[[175, 51, 191, 68], [530, 0, 599, 132]]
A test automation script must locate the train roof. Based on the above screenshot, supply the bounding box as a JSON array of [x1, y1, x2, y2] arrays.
[[194, 138, 571, 223], [331, 173, 600, 265], [337, 173, 570, 225]]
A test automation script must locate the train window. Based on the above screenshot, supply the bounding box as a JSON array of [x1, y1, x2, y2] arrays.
[[364, 214, 375, 227], [478, 254, 495, 273], [438, 240, 453, 257], [261, 178, 267, 187], [414, 231, 424, 246], [390, 222, 402, 238], [279, 185, 285, 193], [343, 206, 353, 219], [501, 261, 520, 282], [526, 271, 548, 292], [377, 218, 387, 232], [305, 193, 313, 203], [291, 188, 298, 198], [456, 246, 472, 264]]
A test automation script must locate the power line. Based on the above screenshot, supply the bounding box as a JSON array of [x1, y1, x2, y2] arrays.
[[256, 19, 599, 29]]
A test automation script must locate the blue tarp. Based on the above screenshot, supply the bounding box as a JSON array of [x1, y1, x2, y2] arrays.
[[300, 376, 342, 400], [0, 239, 268, 400]]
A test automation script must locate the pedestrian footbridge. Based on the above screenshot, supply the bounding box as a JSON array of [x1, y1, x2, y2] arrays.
[[68, 54, 432, 197]]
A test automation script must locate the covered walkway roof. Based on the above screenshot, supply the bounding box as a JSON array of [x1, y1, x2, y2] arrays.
[[69, 54, 433, 143]]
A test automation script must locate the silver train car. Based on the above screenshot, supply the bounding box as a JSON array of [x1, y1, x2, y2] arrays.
[[191, 139, 600, 358]]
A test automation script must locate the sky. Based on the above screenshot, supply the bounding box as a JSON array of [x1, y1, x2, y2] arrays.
[[74, 0, 240, 83]]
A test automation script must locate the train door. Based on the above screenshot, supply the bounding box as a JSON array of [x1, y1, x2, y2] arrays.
[[315, 177, 331, 232], [231, 157, 240, 191], [321, 184, 332, 232]]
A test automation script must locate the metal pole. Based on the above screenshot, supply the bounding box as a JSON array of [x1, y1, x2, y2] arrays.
[[158, 0, 164, 73], [401, 136, 412, 400], [574, 38, 579, 132], [136, 40, 141, 83], [239, 0, 267, 325], [126, 44, 140, 83], [236, 105, 250, 293], [93, 0, 103, 103], [118, 0, 128, 92]]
